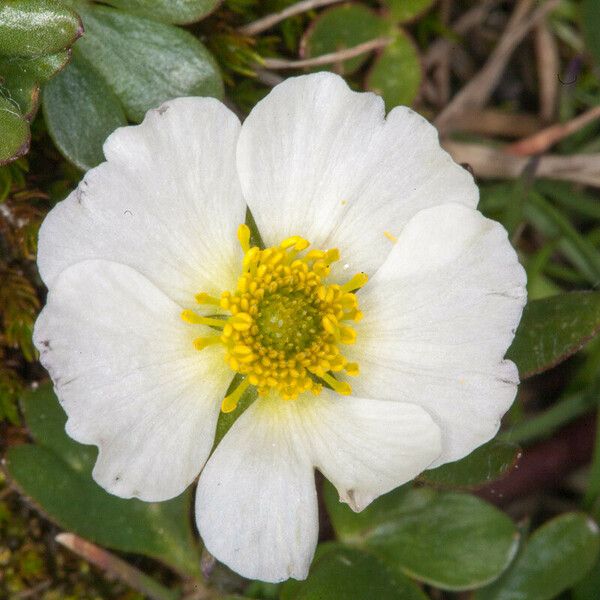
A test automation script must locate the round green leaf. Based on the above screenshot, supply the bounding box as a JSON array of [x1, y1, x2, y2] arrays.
[[43, 52, 127, 171], [573, 557, 600, 600], [325, 484, 519, 591], [0, 0, 82, 57], [102, 0, 221, 24], [301, 4, 390, 75], [380, 0, 436, 23], [282, 545, 428, 600], [420, 440, 521, 489], [0, 96, 30, 165], [5, 384, 201, 578], [76, 4, 223, 122], [0, 50, 71, 117], [365, 31, 422, 109], [507, 291, 600, 378], [475, 513, 600, 600]]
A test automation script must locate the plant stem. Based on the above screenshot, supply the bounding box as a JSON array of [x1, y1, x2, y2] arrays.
[[56, 533, 181, 600], [238, 0, 344, 36], [262, 37, 391, 70]]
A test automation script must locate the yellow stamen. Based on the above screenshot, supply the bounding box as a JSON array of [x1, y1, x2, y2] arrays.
[[320, 372, 352, 396], [194, 336, 221, 350], [237, 224, 251, 253], [384, 230, 398, 244], [181, 310, 225, 329], [221, 378, 251, 413], [183, 225, 367, 407], [195, 292, 221, 306], [345, 362, 360, 376], [341, 273, 369, 293]]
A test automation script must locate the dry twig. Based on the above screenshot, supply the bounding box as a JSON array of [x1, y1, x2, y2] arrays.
[[424, 0, 502, 69], [262, 37, 392, 70], [535, 21, 560, 122], [55, 533, 182, 600], [435, 0, 560, 132], [238, 0, 343, 36], [443, 140, 600, 187], [448, 109, 544, 138], [506, 106, 600, 156]]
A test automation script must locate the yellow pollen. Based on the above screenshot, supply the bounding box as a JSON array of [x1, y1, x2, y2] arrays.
[[182, 226, 367, 411], [384, 230, 398, 244]]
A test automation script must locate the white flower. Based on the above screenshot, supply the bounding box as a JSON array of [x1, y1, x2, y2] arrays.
[[34, 72, 526, 583]]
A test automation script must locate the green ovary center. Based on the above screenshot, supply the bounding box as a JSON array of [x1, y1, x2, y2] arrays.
[[255, 291, 323, 356]]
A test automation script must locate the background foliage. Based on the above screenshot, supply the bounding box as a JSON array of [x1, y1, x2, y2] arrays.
[[2, 0, 600, 598]]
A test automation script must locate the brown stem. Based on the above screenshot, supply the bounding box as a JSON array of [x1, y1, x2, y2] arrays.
[[477, 414, 596, 506]]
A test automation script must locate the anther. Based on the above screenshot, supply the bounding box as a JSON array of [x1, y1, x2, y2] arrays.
[[181, 310, 226, 329], [193, 336, 221, 351], [237, 224, 251, 253], [320, 372, 352, 396], [221, 378, 251, 413], [195, 292, 221, 306], [341, 273, 369, 293]]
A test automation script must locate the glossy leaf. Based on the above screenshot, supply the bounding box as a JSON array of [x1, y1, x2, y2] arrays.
[[365, 31, 422, 109], [5, 384, 201, 578], [301, 4, 390, 75], [43, 53, 127, 171], [380, 0, 436, 23], [0, 50, 70, 117], [582, 0, 600, 65], [0, 97, 30, 165], [475, 513, 600, 600], [507, 291, 600, 378], [76, 4, 223, 122], [0, 0, 82, 57], [103, 0, 221, 24], [420, 440, 521, 489], [325, 483, 519, 590], [282, 545, 428, 600]]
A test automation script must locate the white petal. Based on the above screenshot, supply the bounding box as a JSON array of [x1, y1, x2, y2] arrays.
[[38, 97, 245, 306], [307, 390, 441, 512], [236, 72, 477, 276], [34, 260, 231, 501], [196, 397, 318, 582], [348, 203, 527, 466]]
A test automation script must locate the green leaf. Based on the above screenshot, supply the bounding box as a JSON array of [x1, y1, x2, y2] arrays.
[[573, 556, 600, 600], [380, 0, 436, 23], [365, 31, 422, 108], [5, 384, 201, 578], [43, 53, 127, 171], [301, 4, 390, 75], [102, 0, 220, 24], [76, 4, 223, 122], [0, 50, 71, 117], [507, 292, 600, 378], [582, 0, 600, 65], [281, 545, 428, 600], [475, 513, 600, 600], [420, 440, 521, 489], [0, 97, 30, 165], [325, 483, 519, 591], [0, 0, 82, 57]]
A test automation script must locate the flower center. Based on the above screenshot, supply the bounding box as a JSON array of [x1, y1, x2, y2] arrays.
[[181, 225, 367, 413], [255, 290, 322, 355]]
